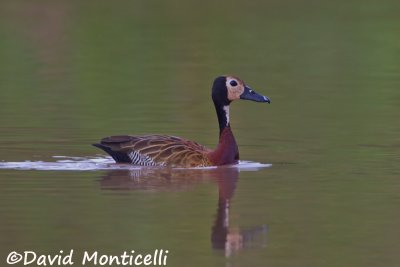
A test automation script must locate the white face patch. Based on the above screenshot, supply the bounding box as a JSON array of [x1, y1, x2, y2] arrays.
[[223, 105, 230, 126], [225, 76, 245, 101]]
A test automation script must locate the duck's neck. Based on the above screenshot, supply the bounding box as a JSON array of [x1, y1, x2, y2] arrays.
[[215, 103, 230, 135], [209, 103, 239, 165]]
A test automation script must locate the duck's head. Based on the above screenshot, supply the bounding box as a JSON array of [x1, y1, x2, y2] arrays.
[[211, 76, 271, 106]]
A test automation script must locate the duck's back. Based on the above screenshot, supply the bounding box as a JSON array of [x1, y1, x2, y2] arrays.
[[93, 135, 213, 167]]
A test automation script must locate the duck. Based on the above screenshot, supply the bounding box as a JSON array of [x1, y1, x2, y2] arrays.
[[93, 76, 270, 167]]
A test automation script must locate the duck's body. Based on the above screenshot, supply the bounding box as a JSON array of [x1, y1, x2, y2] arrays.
[[93, 76, 270, 167], [93, 127, 238, 167]]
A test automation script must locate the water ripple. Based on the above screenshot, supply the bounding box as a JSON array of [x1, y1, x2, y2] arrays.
[[0, 156, 271, 171]]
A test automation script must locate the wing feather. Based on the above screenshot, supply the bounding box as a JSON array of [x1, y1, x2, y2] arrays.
[[96, 135, 212, 167]]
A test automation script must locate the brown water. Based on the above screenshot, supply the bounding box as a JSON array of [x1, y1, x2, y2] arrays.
[[1, 1, 400, 266]]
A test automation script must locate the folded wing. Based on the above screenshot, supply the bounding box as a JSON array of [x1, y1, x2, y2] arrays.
[[93, 135, 212, 167]]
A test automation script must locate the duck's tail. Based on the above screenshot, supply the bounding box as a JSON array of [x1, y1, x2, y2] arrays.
[[92, 143, 131, 163]]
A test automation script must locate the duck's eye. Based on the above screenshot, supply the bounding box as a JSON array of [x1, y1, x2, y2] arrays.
[[230, 80, 238, 87]]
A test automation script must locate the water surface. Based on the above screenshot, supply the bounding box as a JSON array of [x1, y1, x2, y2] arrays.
[[1, 1, 400, 266]]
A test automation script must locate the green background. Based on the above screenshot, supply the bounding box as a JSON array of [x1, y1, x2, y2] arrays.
[[1, 1, 400, 266]]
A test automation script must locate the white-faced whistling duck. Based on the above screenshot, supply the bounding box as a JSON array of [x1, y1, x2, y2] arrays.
[[93, 76, 270, 167]]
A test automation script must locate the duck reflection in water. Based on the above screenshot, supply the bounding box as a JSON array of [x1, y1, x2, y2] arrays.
[[99, 166, 267, 257], [211, 168, 268, 257]]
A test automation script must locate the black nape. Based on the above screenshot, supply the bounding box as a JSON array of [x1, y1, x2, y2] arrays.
[[211, 76, 230, 107], [211, 76, 231, 135]]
